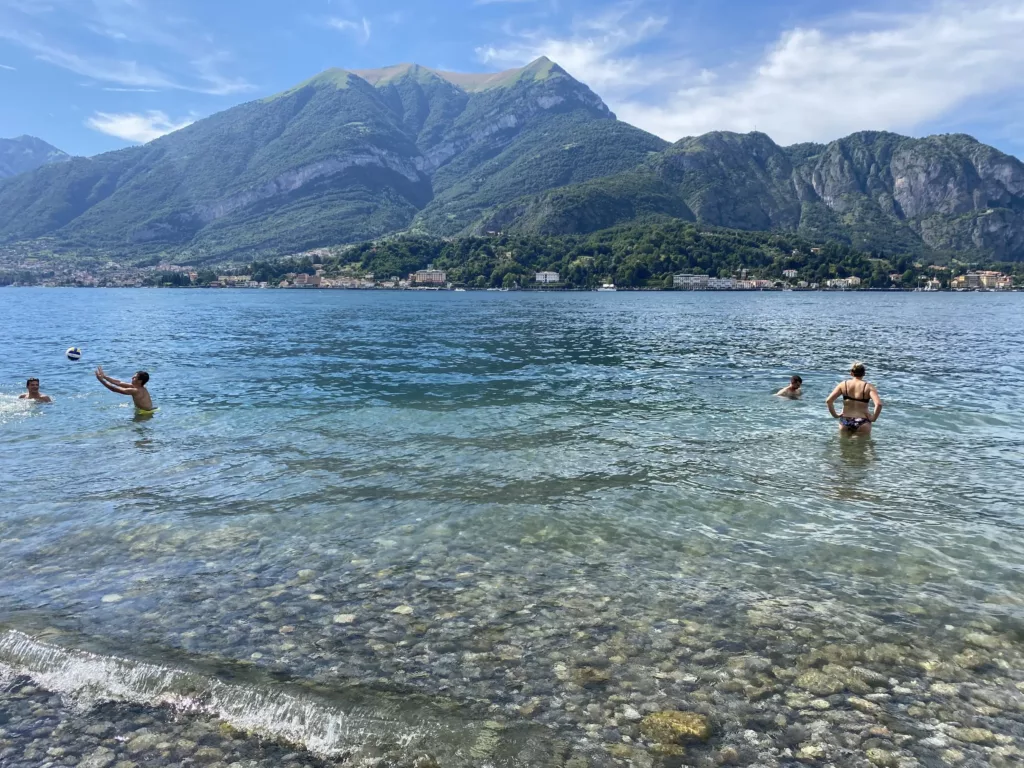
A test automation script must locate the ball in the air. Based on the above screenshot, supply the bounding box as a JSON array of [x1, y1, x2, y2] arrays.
[[66, 347, 82, 361]]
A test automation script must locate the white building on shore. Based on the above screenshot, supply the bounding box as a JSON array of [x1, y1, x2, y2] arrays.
[[674, 273, 710, 290], [411, 266, 447, 285], [535, 271, 560, 283]]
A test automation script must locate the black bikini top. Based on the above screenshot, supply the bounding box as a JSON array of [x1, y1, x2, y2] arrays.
[[842, 381, 872, 402]]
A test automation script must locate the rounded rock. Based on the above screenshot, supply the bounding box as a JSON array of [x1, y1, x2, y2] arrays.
[[639, 711, 711, 744]]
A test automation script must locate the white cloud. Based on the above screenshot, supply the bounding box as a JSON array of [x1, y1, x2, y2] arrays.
[[0, 63, 15, 70], [0, 29, 179, 88], [0, 0, 253, 95], [85, 110, 194, 143], [478, 7, 672, 93], [479, 0, 1024, 146], [326, 16, 372, 43]]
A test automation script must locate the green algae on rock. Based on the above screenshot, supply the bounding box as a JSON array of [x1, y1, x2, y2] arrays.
[[639, 711, 711, 744]]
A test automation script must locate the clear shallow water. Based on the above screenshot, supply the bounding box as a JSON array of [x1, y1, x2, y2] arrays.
[[2, 288, 1024, 767]]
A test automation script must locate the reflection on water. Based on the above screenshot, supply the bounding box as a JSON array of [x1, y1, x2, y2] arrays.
[[829, 432, 878, 498], [2, 289, 1024, 766]]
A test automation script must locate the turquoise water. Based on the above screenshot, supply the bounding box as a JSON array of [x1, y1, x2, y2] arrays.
[[2, 288, 1024, 766]]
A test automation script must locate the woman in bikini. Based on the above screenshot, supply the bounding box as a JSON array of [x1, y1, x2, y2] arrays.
[[826, 362, 883, 435]]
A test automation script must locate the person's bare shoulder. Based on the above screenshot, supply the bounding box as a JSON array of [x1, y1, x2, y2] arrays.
[[18, 393, 27, 399]]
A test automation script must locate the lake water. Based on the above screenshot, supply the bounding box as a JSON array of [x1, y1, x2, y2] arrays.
[[1, 288, 1023, 768]]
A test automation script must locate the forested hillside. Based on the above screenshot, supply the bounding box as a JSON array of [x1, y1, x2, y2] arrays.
[[0, 135, 69, 179], [2, 59, 1023, 262]]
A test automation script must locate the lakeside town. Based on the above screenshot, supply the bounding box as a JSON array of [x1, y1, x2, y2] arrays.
[[1, 238, 1020, 291], [2, 260, 1018, 291]]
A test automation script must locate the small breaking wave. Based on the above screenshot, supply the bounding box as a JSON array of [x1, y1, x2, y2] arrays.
[[0, 630, 557, 766]]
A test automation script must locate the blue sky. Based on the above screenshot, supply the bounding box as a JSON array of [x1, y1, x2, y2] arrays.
[[2, 0, 1024, 158]]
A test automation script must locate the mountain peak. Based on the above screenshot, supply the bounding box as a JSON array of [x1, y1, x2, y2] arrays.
[[351, 63, 432, 86], [0, 135, 70, 179], [351, 57, 568, 94]]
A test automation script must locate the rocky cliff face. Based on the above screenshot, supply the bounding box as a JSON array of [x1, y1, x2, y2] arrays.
[[790, 132, 1024, 257], [480, 129, 1024, 259], [0, 136, 69, 179]]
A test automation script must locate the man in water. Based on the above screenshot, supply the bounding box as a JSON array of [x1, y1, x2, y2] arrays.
[[19, 378, 52, 403], [775, 375, 802, 399], [95, 366, 155, 412]]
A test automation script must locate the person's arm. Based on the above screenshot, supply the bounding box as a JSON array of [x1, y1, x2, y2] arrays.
[[869, 386, 884, 422], [96, 366, 128, 387], [96, 369, 135, 396], [40, 395, 52, 403], [825, 384, 843, 418]]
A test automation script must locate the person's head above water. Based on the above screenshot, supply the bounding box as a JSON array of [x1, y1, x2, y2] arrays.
[[132, 371, 150, 387], [791, 375, 803, 387], [22, 377, 51, 402], [849, 362, 866, 379]]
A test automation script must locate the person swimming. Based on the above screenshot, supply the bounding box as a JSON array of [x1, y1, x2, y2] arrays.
[[775, 375, 802, 399], [825, 362, 883, 434], [19, 378, 52, 403], [95, 366, 155, 412]]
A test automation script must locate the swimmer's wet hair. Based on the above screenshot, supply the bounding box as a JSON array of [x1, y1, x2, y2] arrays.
[[136, 371, 150, 385], [791, 375, 802, 385], [26, 378, 39, 386], [849, 362, 866, 377]]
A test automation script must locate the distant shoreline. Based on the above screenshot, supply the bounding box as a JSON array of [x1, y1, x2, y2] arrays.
[[2, 284, 1019, 294]]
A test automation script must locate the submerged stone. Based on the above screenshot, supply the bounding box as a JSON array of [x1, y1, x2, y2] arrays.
[[79, 747, 116, 768], [866, 748, 900, 767], [796, 743, 826, 760], [606, 744, 633, 759], [650, 743, 685, 756], [573, 666, 611, 687], [964, 632, 1000, 650], [795, 670, 845, 696], [949, 727, 997, 744], [639, 711, 711, 744]]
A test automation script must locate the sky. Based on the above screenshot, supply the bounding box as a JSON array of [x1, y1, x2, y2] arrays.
[[1, 0, 1024, 158]]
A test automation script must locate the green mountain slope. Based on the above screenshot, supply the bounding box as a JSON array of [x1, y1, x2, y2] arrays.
[[478, 130, 1024, 259], [0, 73, 428, 255], [2, 58, 1024, 262], [414, 114, 668, 234], [0, 135, 70, 179], [0, 57, 665, 261]]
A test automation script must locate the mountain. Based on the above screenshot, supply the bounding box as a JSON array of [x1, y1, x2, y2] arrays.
[[0, 136, 70, 179], [1, 60, 1023, 262], [0, 57, 665, 261], [474, 131, 1024, 260]]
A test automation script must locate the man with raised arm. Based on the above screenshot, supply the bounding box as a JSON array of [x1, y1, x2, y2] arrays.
[[95, 366, 156, 413]]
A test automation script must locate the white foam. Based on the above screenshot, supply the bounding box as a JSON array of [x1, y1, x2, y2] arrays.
[[0, 394, 33, 424], [0, 629, 473, 760]]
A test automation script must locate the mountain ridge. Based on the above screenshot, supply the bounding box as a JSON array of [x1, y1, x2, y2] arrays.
[[0, 60, 1022, 262], [473, 128, 1024, 259], [353, 56, 562, 93], [0, 135, 71, 179]]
